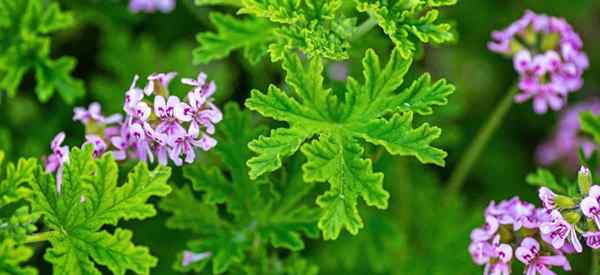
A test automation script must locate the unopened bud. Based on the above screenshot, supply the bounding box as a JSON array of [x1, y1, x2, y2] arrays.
[[579, 166, 592, 194], [554, 195, 576, 209], [564, 211, 581, 224]]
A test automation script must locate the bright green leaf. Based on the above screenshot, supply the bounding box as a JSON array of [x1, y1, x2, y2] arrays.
[[29, 146, 171, 275], [245, 48, 451, 238]]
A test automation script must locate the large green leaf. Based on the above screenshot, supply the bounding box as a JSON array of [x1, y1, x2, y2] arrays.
[[245, 48, 453, 239], [29, 146, 171, 275]]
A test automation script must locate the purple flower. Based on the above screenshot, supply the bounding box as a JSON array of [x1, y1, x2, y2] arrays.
[[74, 102, 122, 125], [469, 241, 493, 266], [168, 126, 215, 166], [84, 135, 108, 158], [584, 231, 600, 249], [129, 0, 175, 13], [182, 250, 211, 267], [469, 235, 513, 275], [471, 215, 499, 242], [539, 210, 582, 253], [538, 187, 556, 210], [581, 185, 600, 229], [536, 100, 600, 169], [182, 72, 216, 97], [154, 95, 187, 136], [45, 132, 69, 193], [124, 75, 144, 115], [144, 72, 177, 95], [516, 237, 571, 275], [129, 123, 154, 163], [488, 10, 588, 114], [181, 90, 223, 135], [485, 236, 513, 275]]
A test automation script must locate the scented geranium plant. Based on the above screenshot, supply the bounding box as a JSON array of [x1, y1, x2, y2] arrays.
[[2, 0, 599, 274]]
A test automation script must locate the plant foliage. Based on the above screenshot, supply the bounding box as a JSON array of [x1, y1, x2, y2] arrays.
[[29, 146, 172, 275], [245, 48, 454, 239], [0, 0, 84, 103], [161, 103, 320, 274]]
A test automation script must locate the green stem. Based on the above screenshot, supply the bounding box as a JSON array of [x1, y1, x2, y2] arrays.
[[24, 231, 55, 244], [352, 16, 378, 41], [592, 250, 599, 275], [445, 84, 519, 196]]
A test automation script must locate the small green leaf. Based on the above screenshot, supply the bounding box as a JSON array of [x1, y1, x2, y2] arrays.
[[0, 239, 37, 275], [356, 0, 456, 58], [526, 168, 565, 193], [193, 13, 274, 65]]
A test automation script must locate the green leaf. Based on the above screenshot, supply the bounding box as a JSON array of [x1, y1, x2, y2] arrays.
[[195, 0, 355, 63], [195, 0, 243, 6], [355, 0, 456, 58], [30, 146, 172, 275], [303, 135, 387, 239], [0, 154, 38, 275], [396, 73, 455, 115], [0, 0, 83, 103], [34, 57, 85, 104], [0, 239, 37, 275], [245, 48, 451, 238], [0, 154, 37, 207], [581, 111, 600, 145], [162, 103, 318, 273], [526, 168, 565, 193], [193, 13, 275, 65]]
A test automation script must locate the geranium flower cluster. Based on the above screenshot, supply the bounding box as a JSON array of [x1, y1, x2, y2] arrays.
[[44, 72, 222, 192], [469, 167, 600, 274], [129, 0, 175, 13], [537, 100, 600, 170], [488, 10, 588, 114]]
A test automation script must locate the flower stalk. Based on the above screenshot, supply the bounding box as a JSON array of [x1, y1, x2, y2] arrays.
[[446, 84, 519, 196]]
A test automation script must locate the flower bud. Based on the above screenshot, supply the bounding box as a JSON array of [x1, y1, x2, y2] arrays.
[[554, 195, 576, 209], [564, 211, 582, 224], [579, 166, 592, 194]]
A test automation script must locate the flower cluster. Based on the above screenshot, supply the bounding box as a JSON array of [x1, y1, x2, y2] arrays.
[[488, 10, 588, 114], [44, 72, 221, 192], [537, 100, 600, 169], [469, 167, 600, 274], [129, 0, 175, 13]]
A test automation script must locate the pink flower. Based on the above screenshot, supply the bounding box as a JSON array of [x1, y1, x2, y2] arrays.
[[539, 210, 582, 253], [144, 72, 177, 95], [471, 216, 499, 242], [45, 132, 69, 193], [488, 10, 588, 114], [515, 237, 571, 275], [182, 250, 211, 267], [129, 0, 175, 13], [536, 100, 600, 169], [538, 187, 556, 210], [581, 185, 600, 229], [584, 231, 600, 249]]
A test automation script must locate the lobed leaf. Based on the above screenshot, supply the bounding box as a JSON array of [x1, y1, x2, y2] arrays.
[[29, 146, 171, 275], [245, 48, 452, 238]]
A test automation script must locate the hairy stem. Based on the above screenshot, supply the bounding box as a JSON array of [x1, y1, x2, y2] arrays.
[[445, 84, 519, 196], [352, 16, 378, 40], [593, 250, 600, 275], [24, 231, 55, 244]]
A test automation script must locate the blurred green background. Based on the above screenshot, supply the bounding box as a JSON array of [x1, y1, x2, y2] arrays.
[[1, 0, 599, 274]]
